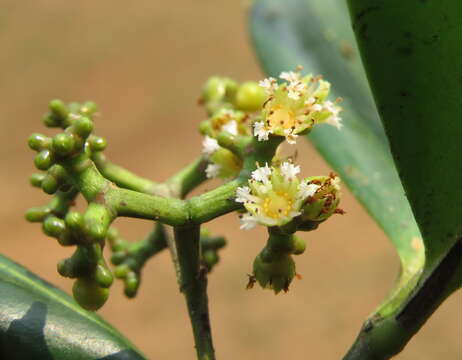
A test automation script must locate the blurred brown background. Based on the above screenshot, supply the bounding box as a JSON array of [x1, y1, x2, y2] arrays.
[[1, 1, 461, 359]]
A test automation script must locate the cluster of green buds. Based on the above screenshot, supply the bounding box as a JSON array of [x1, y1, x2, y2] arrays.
[[26, 100, 115, 310]]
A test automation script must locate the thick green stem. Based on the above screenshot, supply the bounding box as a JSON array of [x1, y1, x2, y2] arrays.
[[174, 225, 215, 360]]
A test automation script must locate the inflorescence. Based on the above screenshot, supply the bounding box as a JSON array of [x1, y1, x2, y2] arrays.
[[26, 67, 345, 310]]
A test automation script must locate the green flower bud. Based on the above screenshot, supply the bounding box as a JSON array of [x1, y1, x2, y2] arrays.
[[43, 216, 66, 237], [124, 272, 139, 298], [301, 175, 341, 222], [252, 253, 296, 294], [81, 101, 98, 116], [292, 235, 306, 255], [89, 136, 107, 152], [49, 99, 69, 121], [41, 174, 59, 194], [202, 250, 219, 269], [94, 264, 113, 288], [25, 207, 49, 222], [28, 133, 51, 151], [72, 277, 109, 311], [29, 173, 45, 187], [52, 133, 75, 156], [202, 76, 238, 104], [111, 251, 127, 266], [57, 231, 74, 246], [106, 227, 119, 241], [74, 117, 93, 138], [34, 150, 54, 170], [114, 264, 130, 278], [65, 211, 84, 231], [235, 81, 266, 112], [43, 113, 61, 128]]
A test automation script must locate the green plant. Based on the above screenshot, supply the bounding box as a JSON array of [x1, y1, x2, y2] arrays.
[[2, 1, 462, 359]]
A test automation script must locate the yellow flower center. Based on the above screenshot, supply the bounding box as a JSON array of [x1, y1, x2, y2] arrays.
[[267, 105, 296, 130], [262, 192, 293, 219]]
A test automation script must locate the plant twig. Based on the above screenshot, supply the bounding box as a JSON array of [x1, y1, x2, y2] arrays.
[[174, 225, 215, 360]]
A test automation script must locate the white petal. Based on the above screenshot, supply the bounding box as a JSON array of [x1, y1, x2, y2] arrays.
[[323, 101, 342, 129], [222, 120, 238, 136], [239, 214, 257, 230], [235, 186, 259, 203], [299, 182, 320, 199], [279, 71, 299, 82], [205, 163, 221, 178], [258, 77, 278, 94], [253, 121, 271, 141], [251, 163, 272, 183], [330, 176, 341, 191], [280, 162, 300, 181], [202, 136, 219, 156]]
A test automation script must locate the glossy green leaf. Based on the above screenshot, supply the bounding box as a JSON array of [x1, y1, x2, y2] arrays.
[[250, 0, 423, 316], [0, 254, 146, 360]]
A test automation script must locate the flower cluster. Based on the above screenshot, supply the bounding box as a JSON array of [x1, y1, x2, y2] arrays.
[[254, 69, 342, 144], [235, 162, 338, 230]]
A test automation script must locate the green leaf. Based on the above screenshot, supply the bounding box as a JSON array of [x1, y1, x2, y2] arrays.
[[251, 0, 462, 358], [0, 254, 147, 360], [250, 0, 423, 317]]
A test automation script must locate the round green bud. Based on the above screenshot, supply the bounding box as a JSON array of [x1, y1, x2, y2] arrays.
[[49, 99, 68, 121], [86, 223, 107, 242], [89, 136, 107, 152], [52, 133, 75, 156], [114, 264, 130, 278], [43, 216, 66, 237], [41, 174, 59, 194], [202, 77, 238, 104], [202, 250, 219, 268], [235, 81, 266, 112], [292, 236, 306, 255], [43, 113, 61, 128], [74, 117, 93, 138], [72, 277, 109, 311], [28, 133, 51, 151], [253, 253, 296, 294], [25, 207, 49, 222], [57, 260, 67, 277], [95, 264, 114, 288], [106, 227, 119, 241], [124, 272, 139, 298], [34, 150, 54, 170], [111, 251, 126, 266], [30, 173, 45, 188], [57, 231, 74, 246], [65, 211, 84, 231], [81, 101, 98, 116]]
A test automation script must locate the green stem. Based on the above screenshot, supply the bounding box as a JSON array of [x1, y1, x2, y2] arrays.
[[174, 225, 215, 360], [166, 157, 208, 198], [128, 222, 168, 270], [92, 152, 160, 195]]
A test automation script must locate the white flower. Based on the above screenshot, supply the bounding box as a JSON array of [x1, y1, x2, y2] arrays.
[[253, 121, 272, 141], [279, 71, 299, 82], [258, 77, 278, 94], [202, 136, 219, 156], [323, 101, 342, 129], [205, 163, 221, 178], [240, 214, 258, 230], [280, 162, 300, 181], [330, 175, 341, 190], [251, 163, 272, 183], [236, 186, 259, 203], [298, 182, 320, 198], [235, 162, 316, 229], [222, 120, 238, 136]]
